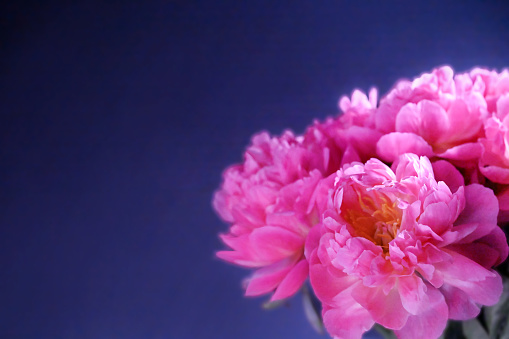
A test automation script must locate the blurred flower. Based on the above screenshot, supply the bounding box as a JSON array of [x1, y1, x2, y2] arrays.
[[375, 66, 487, 165], [474, 69, 509, 222], [213, 130, 337, 301], [306, 154, 507, 339], [213, 88, 382, 301]]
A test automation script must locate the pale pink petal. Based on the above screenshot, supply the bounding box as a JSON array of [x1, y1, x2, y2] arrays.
[[323, 306, 374, 339], [418, 202, 454, 235], [309, 262, 356, 302], [398, 275, 428, 315], [323, 284, 375, 339], [394, 285, 448, 339], [352, 285, 409, 330]]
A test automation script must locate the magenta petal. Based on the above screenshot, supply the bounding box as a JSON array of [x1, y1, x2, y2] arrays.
[[270, 259, 309, 301], [455, 184, 498, 242], [436, 250, 502, 306], [250, 226, 304, 262], [377, 132, 434, 162], [394, 285, 448, 339], [498, 188, 509, 211], [480, 165, 509, 184], [216, 250, 258, 267], [432, 160, 464, 193], [449, 226, 509, 268], [304, 224, 323, 260], [440, 284, 480, 320], [245, 258, 296, 296], [346, 126, 383, 158]]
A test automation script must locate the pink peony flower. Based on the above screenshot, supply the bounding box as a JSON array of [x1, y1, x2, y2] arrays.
[[338, 87, 378, 128], [375, 66, 487, 165], [306, 154, 508, 339], [213, 129, 341, 301], [213, 88, 383, 301], [479, 94, 509, 184], [470, 67, 509, 114], [474, 69, 509, 222], [336, 88, 383, 161]]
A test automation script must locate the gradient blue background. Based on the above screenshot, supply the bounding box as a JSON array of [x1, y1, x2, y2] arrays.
[[2, 1, 509, 338]]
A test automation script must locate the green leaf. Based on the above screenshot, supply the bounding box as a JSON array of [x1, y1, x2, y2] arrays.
[[374, 324, 398, 339], [462, 318, 489, 339], [301, 284, 324, 334], [439, 320, 467, 339], [484, 278, 509, 339], [261, 297, 288, 310]]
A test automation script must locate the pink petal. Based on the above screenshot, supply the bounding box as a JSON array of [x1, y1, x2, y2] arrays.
[[309, 262, 357, 302], [440, 284, 480, 320], [216, 250, 259, 267], [322, 285, 375, 339], [346, 126, 383, 159], [250, 226, 304, 262], [447, 98, 485, 141], [398, 275, 428, 315], [418, 202, 454, 236], [435, 250, 502, 306], [397, 100, 450, 144], [497, 188, 509, 211], [304, 224, 323, 260], [351, 285, 409, 330], [432, 160, 464, 193], [438, 142, 482, 161], [377, 132, 434, 162], [480, 164, 509, 184], [244, 257, 296, 296], [454, 184, 498, 242], [448, 226, 508, 268], [395, 102, 421, 134], [270, 259, 309, 301], [394, 285, 448, 339]]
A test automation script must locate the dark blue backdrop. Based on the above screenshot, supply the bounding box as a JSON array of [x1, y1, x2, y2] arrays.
[[2, 1, 509, 338]]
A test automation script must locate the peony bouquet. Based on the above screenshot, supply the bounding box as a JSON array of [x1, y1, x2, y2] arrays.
[[212, 66, 509, 339]]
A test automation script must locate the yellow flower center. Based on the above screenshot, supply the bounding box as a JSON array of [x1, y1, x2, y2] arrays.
[[342, 187, 402, 252]]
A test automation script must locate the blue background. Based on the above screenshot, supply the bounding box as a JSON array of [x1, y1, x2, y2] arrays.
[[2, 1, 509, 338]]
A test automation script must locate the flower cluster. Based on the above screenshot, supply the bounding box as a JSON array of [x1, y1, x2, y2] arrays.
[[213, 66, 509, 339]]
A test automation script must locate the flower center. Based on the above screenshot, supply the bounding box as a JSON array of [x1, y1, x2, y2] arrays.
[[342, 187, 402, 252]]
